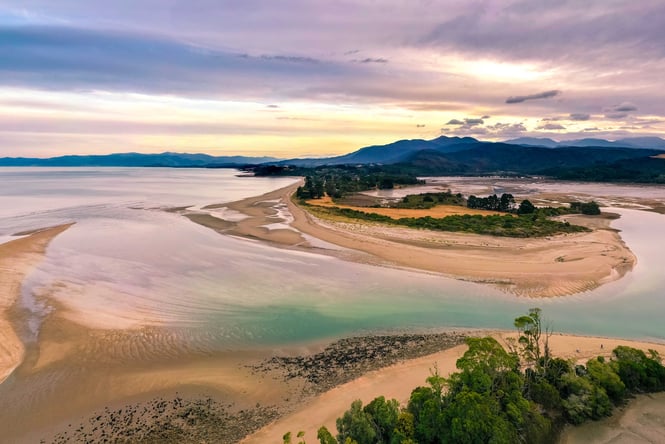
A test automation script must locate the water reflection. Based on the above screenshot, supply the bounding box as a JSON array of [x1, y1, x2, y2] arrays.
[[2, 169, 664, 349]]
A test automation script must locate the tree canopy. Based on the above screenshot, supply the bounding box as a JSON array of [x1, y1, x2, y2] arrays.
[[286, 309, 665, 444]]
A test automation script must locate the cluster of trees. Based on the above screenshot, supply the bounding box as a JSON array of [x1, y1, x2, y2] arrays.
[[466, 193, 516, 212], [569, 201, 601, 215], [395, 191, 465, 210], [320, 207, 589, 238], [285, 309, 665, 444], [466, 193, 601, 217], [258, 165, 423, 201], [296, 176, 326, 199]]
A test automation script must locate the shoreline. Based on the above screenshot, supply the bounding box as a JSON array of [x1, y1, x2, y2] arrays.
[[0, 179, 653, 442], [0, 223, 73, 384], [181, 180, 636, 297]]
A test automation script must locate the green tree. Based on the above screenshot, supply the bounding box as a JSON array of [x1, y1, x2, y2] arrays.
[[336, 400, 376, 444], [392, 412, 415, 444], [517, 199, 536, 214], [586, 357, 626, 402], [363, 396, 399, 443], [443, 390, 515, 444], [499, 193, 515, 212], [317, 426, 336, 444], [559, 373, 612, 423], [513, 308, 549, 368]]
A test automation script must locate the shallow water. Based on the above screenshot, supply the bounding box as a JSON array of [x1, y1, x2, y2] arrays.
[[2, 168, 665, 351]]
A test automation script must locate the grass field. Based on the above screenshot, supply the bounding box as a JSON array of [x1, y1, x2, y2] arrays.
[[306, 196, 507, 219]]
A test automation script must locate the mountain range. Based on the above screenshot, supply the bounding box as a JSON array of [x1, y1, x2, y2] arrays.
[[1, 136, 664, 174], [0, 152, 278, 167], [505, 136, 665, 150], [267, 135, 665, 183]]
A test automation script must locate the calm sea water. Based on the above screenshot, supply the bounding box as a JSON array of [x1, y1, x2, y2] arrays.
[[1, 168, 664, 349]]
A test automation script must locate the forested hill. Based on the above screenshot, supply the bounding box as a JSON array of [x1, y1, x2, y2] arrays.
[[394, 144, 665, 178], [0, 152, 278, 167]]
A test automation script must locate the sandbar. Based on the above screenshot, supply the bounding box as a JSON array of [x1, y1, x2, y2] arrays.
[[0, 223, 73, 384], [185, 181, 636, 297]]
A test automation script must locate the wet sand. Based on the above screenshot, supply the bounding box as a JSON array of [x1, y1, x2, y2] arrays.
[[0, 223, 73, 384], [0, 181, 651, 442], [184, 181, 636, 297], [561, 392, 665, 443]]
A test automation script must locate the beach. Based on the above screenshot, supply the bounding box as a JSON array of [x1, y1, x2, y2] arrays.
[[244, 333, 665, 444], [183, 181, 636, 297]]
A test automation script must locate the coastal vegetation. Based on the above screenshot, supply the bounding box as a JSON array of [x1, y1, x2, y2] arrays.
[[291, 166, 423, 200], [285, 309, 665, 444], [302, 188, 600, 238], [311, 206, 589, 238]]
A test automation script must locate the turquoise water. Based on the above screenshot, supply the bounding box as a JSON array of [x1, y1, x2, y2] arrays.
[[1, 168, 664, 349]]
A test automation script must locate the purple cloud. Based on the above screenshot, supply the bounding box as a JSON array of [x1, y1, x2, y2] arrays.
[[506, 90, 561, 104], [604, 102, 638, 119], [537, 123, 566, 130]]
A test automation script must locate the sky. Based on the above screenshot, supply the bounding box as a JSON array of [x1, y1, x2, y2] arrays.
[[1, 0, 664, 158]]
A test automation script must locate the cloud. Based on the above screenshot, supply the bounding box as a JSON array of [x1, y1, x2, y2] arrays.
[[446, 117, 485, 126], [486, 122, 527, 137], [614, 102, 638, 112], [604, 102, 638, 114], [481, 115, 491, 119], [506, 90, 561, 104], [537, 123, 566, 130], [259, 54, 320, 64], [444, 121, 527, 138], [266, 104, 280, 108], [420, 1, 665, 67], [353, 58, 388, 64], [605, 112, 629, 119], [0, 25, 357, 99], [569, 113, 590, 121], [603, 102, 638, 119]]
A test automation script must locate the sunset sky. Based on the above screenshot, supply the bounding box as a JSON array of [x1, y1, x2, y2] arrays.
[[1, 0, 664, 158]]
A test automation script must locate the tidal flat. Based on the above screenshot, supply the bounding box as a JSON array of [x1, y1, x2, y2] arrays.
[[1, 167, 665, 442]]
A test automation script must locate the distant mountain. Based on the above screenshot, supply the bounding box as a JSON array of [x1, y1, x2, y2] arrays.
[[278, 136, 479, 167], [616, 137, 665, 150], [398, 144, 663, 175], [0, 152, 279, 167], [505, 136, 665, 150], [504, 137, 559, 148]]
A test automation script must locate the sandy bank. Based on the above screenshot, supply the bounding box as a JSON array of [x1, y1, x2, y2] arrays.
[[3, 326, 466, 443], [244, 333, 665, 444], [0, 223, 73, 384], [561, 392, 665, 443], [184, 181, 636, 297]]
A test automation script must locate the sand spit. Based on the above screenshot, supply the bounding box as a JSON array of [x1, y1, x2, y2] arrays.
[[5, 331, 467, 443], [0, 223, 73, 384], [184, 181, 636, 297], [245, 333, 665, 444]]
